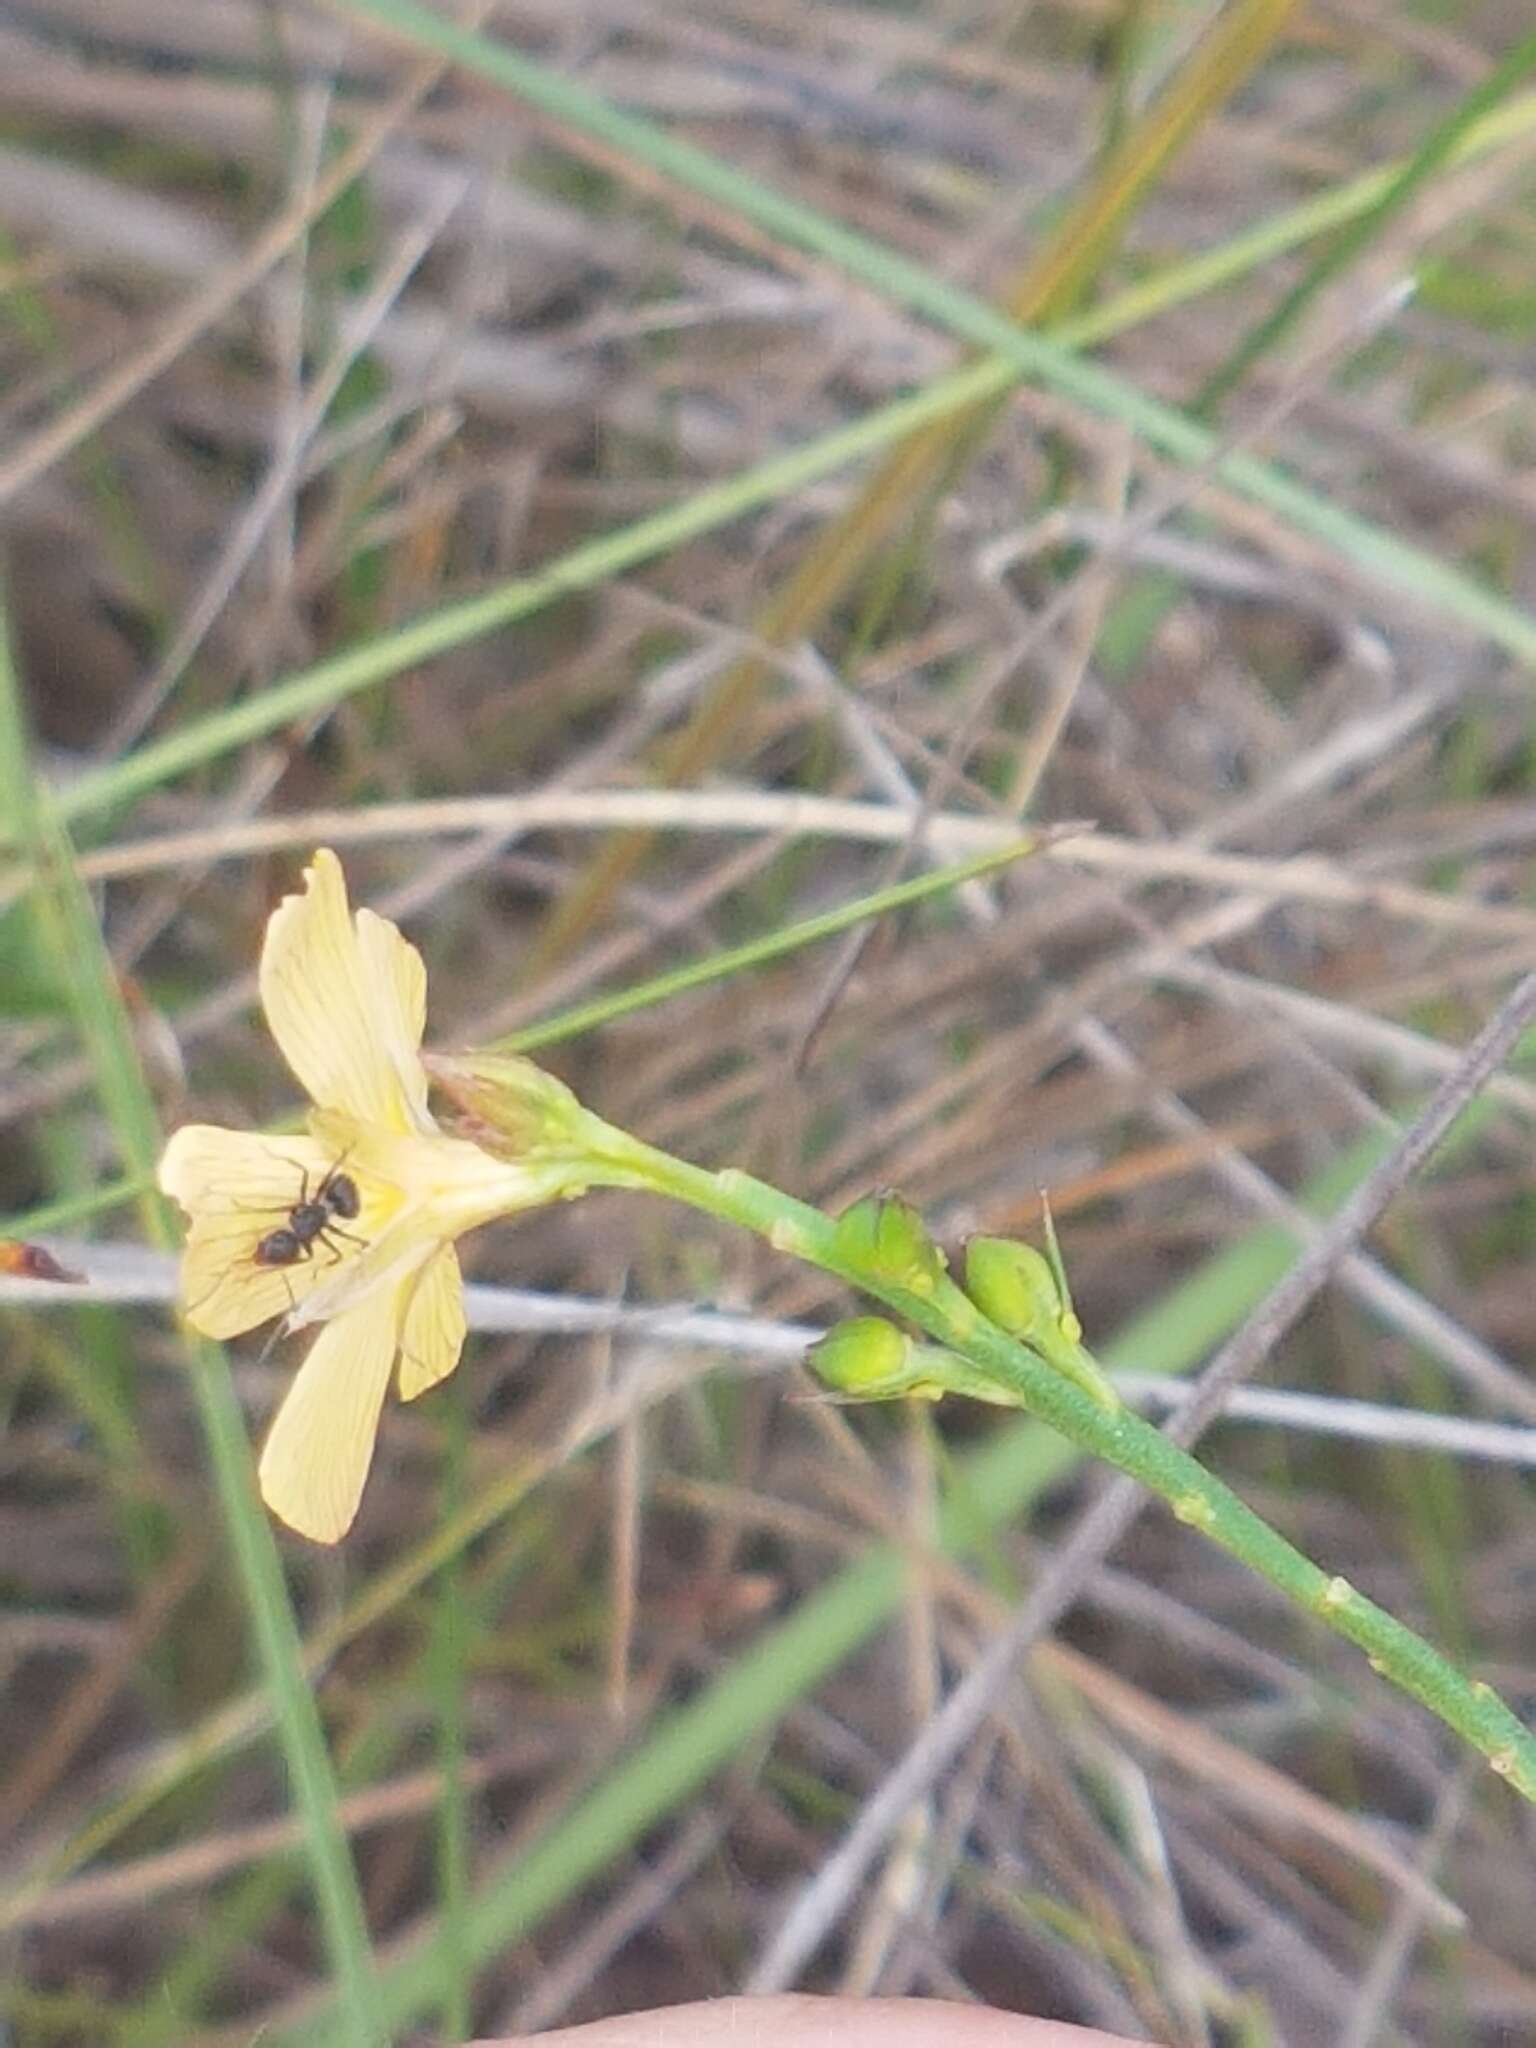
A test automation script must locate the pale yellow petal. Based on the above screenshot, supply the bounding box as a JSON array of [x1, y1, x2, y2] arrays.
[[160, 1123, 333, 1213], [160, 1125, 345, 1338], [258, 849, 428, 1131], [356, 907, 427, 1119], [258, 1284, 403, 1543], [396, 1245, 466, 1401]]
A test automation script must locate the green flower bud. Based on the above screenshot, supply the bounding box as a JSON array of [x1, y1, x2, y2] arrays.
[[806, 1316, 917, 1398], [964, 1237, 1059, 1343], [808, 1321, 1045, 1408], [427, 1051, 597, 1157], [834, 1194, 947, 1297], [964, 1232, 1117, 1413]]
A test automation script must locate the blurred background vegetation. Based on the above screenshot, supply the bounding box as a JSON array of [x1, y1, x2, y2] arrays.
[[5, 1, 1536, 2041]]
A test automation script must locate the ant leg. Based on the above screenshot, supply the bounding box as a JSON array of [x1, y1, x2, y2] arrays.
[[220, 1193, 295, 1220], [257, 1275, 300, 1361], [316, 1224, 368, 1269]]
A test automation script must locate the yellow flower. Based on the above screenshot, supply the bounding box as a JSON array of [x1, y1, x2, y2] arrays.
[[159, 849, 590, 1544]]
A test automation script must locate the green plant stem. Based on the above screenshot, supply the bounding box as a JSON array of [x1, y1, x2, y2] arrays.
[[497, 834, 1047, 1054], [584, 1130, 1536, 1804]]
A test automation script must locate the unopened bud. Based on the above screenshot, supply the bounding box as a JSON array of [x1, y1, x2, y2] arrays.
[[964, 1237, 1059, 1342], [965, 1233, 1118, 1412], [806, 1316, 915, 1398], [427, 1052, 594, 1156], [834, 1194, 947, 1297]]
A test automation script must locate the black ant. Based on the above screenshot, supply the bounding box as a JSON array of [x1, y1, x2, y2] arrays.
[[253, 1161, 363, 1271]]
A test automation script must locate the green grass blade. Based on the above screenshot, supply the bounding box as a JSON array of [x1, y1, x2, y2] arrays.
[[0, 70, 1527, 849], [1200, 28, 1536, 413], [0, 594, 385, 2048], [431, 1394, 472, 2045], [0, 1175, 156, 1240], [498, 835, 1049, 1054], [1100, 33, 1536, 680], [1051, 88, 1536, 349], [40, 366, 1016, 834], [319, 0, 1536, 664]]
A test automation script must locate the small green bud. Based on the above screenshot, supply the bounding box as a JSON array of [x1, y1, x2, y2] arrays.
[[806, 1316, 915, 1398], [808, 1321, 1059, 1410], [964, 1237, 1059, 1342], [427, 1051, 596, 1156], [834, 1194, 947, 1297], [964, 1232, 1119, 1413]]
